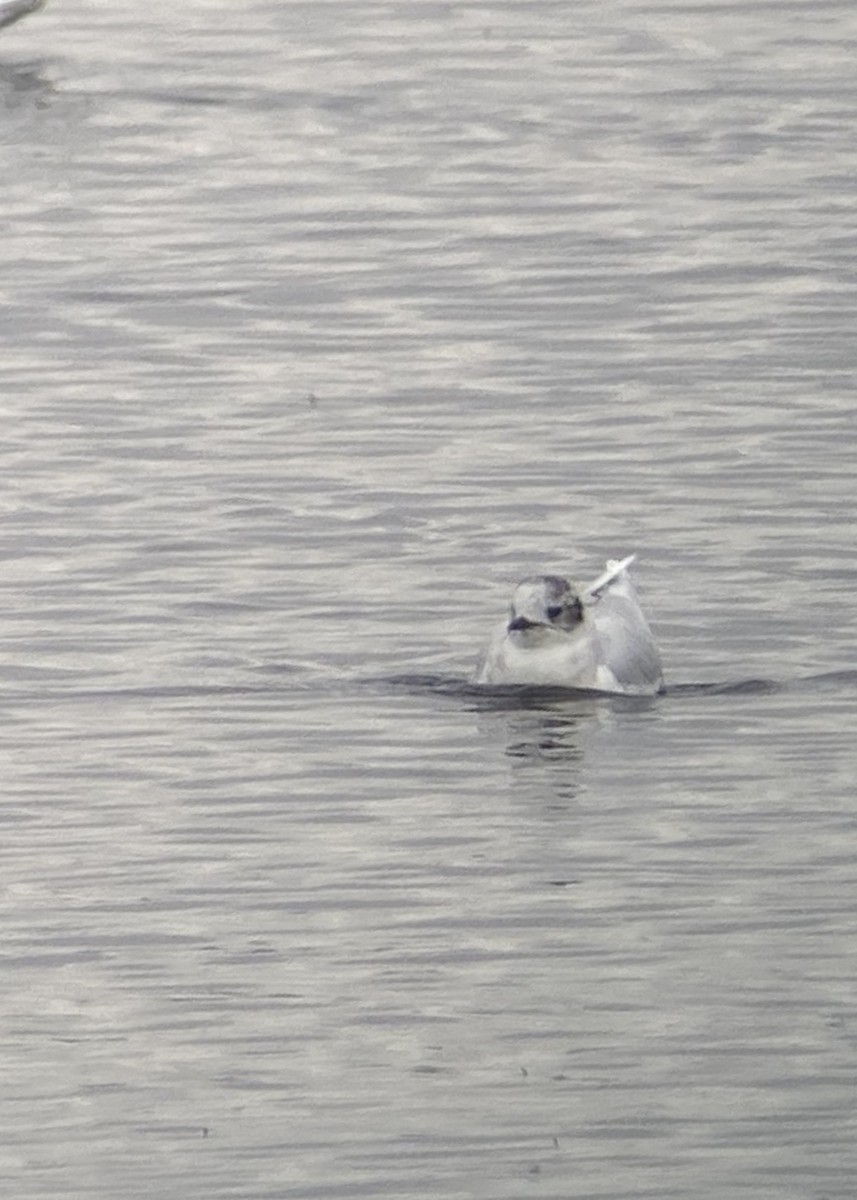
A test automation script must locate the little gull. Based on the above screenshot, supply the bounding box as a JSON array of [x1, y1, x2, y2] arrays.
[[475, 554, 663, 695]]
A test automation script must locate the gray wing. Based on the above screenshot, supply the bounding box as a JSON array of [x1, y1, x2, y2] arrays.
[[585, 558, 663, 692], [591, 587, 663, 691]]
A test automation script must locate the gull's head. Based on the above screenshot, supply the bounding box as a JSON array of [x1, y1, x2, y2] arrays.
[[506, 575, 585, 642]]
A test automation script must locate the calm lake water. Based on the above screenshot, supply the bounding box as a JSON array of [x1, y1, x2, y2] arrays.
[[2, 1, 857, 1197]]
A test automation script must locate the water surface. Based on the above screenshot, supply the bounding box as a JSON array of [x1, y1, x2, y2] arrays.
[[2, 1, 857, 1197]]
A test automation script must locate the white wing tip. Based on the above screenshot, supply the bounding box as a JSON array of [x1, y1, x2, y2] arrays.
[[605, 553, 637, 573], [585, 553, 639, 601]]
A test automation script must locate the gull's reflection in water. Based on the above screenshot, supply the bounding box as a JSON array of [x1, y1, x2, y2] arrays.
[[503, 709, 586, 808], [470, 687, 599, 808], [505, 710, 585, 761], [379, 673, 658, 810], [471, 684, 661, 811]]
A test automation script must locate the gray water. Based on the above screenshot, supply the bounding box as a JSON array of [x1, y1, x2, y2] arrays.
[[3, 1, 857, 1197]]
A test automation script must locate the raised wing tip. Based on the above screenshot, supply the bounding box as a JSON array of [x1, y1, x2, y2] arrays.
[[606, 553, 637, 574], [585, 553, 638, 601]]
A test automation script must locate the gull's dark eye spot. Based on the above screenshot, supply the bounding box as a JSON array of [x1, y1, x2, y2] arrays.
[[546, 605, 562, 621]]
